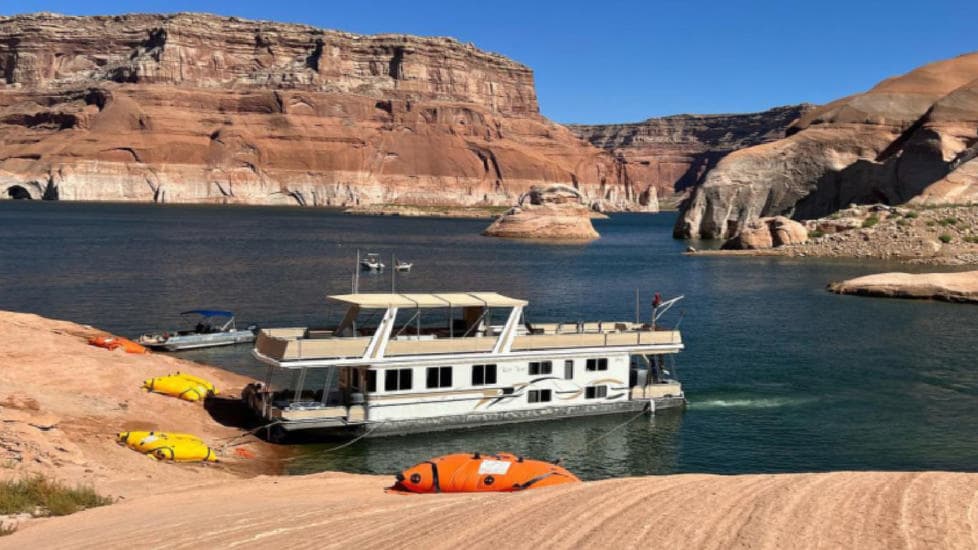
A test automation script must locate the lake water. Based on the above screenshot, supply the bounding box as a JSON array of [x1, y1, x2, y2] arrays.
[[3, 201, 978, 480]]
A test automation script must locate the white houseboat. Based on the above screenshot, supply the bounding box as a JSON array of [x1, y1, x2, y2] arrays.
[[244, 292, 685, 440]]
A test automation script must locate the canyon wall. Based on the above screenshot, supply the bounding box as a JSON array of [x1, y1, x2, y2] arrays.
[[568, 105, 813, 205], [677, 52, 978, 239], [0, 13, 654, 210]]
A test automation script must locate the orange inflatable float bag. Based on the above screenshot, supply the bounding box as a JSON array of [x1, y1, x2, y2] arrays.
[[116, 337, 148, 354], [392, 452, 580, 493], [88, 335, 122, 351], [88, 335, 148, 354]]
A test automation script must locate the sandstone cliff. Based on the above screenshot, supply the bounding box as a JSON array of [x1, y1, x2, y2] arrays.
[[677, 52, 978, 239], [568, 105, 813, 205], [0, 13, 639, 209]]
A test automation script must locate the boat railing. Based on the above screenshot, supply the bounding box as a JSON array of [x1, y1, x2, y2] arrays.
[[256, 325, 681, 362]]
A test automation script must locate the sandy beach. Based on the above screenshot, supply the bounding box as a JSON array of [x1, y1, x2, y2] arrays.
[[6, 469, 978, 548]]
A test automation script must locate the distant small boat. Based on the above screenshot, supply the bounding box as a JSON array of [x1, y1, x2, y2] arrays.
[[360, 253, 385, 271], [394, 259, 413, 272], [138, 310, 257, 351]]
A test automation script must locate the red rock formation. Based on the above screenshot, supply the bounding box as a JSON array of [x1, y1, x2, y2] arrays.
[[0, 13, 633, 209], [482, 184, 600, 240], [568, 105, 813, 204], [677, 52, 978, 239], [720, 216, 808, 250]]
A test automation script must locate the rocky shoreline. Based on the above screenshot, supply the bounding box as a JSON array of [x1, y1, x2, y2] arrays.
[[690, 204, 978, 265], [0, 310, 284, 533], [343, 204, 510, 219]]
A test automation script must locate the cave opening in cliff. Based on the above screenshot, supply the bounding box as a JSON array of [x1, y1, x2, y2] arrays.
[[6, 185, 32, 200], [389, 47, 405, 80]]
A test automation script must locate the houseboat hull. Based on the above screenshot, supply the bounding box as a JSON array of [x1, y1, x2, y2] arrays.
[[360, 395, 685, 437], [244, 381, 684, 440], [244, 380, 685, 440]]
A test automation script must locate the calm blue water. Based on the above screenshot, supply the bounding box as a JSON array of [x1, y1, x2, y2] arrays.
[[2, 201, 977, 479]]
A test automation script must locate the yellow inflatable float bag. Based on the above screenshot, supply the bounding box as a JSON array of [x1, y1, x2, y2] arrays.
[[174, 372, 219, 396], [117, 431, 203, 453], [142, 375, 209, 402], [151, 439, 218, 462]]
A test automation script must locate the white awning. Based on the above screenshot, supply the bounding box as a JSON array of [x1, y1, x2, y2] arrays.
[[327, 292, 527, 309]]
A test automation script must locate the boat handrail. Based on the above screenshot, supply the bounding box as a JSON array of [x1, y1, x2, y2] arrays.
[[257, 327, 681, 362]]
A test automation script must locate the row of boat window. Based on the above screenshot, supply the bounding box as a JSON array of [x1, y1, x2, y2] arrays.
[[530, 358, 608, 377], [363, 359, 610, 393], [528, 386, 607, 403]]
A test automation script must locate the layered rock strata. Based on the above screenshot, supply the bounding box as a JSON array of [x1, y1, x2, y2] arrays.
[[678, 52, 978, 239], [0, 13, 639, 209], [483, 184, 600, 240], [569, 105, 813, 205]]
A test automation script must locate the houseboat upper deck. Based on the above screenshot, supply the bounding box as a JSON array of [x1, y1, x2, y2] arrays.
[[254, 292, 681, 364]]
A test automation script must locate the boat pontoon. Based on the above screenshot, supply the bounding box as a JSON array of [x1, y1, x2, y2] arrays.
[[244, 292, 685, 440], [138, 310, 258, 351]]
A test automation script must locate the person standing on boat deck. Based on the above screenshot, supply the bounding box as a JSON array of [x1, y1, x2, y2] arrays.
[[650, 355, 662, 383]]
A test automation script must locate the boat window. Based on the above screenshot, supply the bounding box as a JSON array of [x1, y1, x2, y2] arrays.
[[472, 364, 497, 386], [586, 358, 608, 371], [564, 360, 574, 380], [426, 366, 453, 389], [527, 389, 552, 403], [384, 368, 413, 391], [501, 387, 515, 395], [585, 385, 608, 399], [528, 361, 553, 376], [366, 370, 377, 393]]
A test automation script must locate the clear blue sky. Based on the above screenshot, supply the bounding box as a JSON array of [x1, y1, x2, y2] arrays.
[[4, 0, 976, 123]]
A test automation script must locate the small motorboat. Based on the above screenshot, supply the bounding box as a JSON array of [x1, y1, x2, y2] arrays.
[[137, 310, 257, 351], [360, 253, 385, 271], [394, 259, 413, 272]]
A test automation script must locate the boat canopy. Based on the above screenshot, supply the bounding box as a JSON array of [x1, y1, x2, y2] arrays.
[[180, 309, 234, 318], [327, 292, 528, 309]]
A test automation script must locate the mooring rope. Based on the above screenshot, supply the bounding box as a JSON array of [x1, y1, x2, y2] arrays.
[[277, 420, 388, 463], [553, 407, 651, 463]]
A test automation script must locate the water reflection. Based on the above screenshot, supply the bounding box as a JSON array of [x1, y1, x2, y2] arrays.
[[286, 410, 684, 480]]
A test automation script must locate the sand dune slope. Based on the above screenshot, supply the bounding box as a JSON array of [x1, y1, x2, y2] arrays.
[[6, 470, 978, 549]]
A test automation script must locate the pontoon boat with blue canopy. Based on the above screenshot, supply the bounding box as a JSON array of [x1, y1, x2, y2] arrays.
[[138, 310, 258, 351]]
